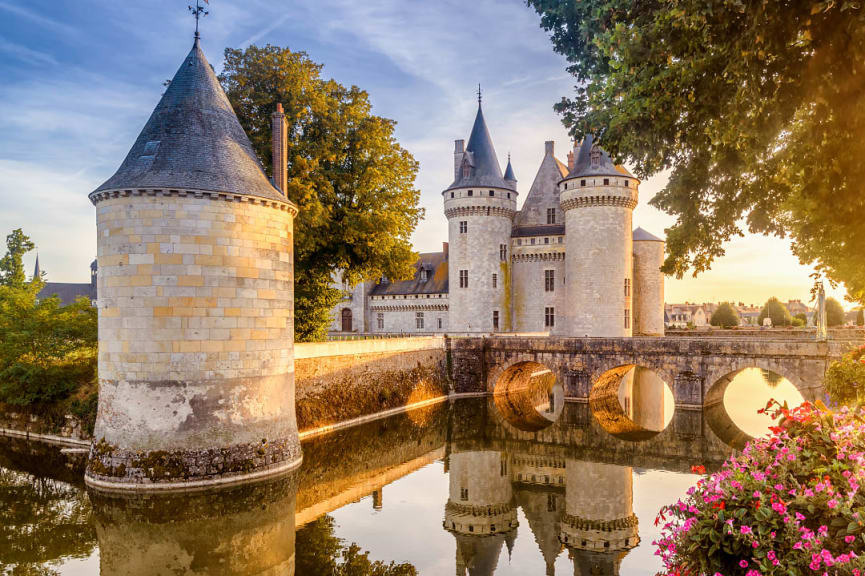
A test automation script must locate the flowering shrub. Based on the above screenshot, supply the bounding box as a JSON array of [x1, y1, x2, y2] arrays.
[[655, 400, 865, 575], [825, 345, 865, 407]]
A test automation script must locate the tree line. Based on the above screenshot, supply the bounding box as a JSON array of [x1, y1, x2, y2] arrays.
[[708, 297, 858, 328]]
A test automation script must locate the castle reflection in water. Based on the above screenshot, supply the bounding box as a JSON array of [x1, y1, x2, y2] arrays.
[[1, 386, 741, 576]]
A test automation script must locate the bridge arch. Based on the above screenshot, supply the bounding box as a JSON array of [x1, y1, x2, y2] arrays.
[[704, 366, 806, 449], [491, 360, 564, 431], [589, 364, 674, 441]]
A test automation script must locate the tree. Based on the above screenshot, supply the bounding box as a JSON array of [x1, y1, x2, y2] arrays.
[[220, 45, 423, 340], [758, 297, 792, 327], [826, 297, 846, 327], [709, 302, 739, 328], [795, 312, 808, 326], [0, 229, 35, 289], [857, 309, 864, 327], [527, 0, 865, 304]]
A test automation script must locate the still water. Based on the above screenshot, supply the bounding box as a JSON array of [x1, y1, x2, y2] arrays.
[[0, 369, 805, 575]]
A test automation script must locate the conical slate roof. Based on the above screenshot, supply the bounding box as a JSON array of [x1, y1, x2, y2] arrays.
[[563, 134, 634, 181], [447, 103, 515, 192], [94, 39, 285, 202], [513, 142, 569, 230], [632, 227, 664, 242], [504, 155, 516, 182]]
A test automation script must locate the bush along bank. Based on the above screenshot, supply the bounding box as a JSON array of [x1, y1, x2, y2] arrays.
[[655, 400, 865, 575]]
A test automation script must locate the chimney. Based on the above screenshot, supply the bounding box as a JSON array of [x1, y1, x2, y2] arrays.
[[443, 242, 449, 259], [454, 139, 465, 180], [567, 149, 575, 172], [271, 103, 288, 195], [544, 140, 554, 156]]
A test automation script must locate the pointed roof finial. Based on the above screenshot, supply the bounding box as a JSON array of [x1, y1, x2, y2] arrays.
[[477, 83, 482, 105], [189, 0, 209, 40], [33, 253, 41, 280]]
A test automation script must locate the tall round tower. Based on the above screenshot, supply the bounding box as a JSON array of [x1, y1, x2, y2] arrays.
[[559, 136, 638, 337], [444, 99, 517, 333], [86, 38, 301, 489], [632, 228, 666, 336]]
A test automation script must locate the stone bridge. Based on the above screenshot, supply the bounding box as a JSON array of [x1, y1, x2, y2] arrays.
[[448, 335, 854, 408]]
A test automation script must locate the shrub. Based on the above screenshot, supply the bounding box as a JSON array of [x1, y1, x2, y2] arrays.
[[758, 297, 792, 327], [825, 345, 865, 407], [655, 401, 865, 575], [827, 298, 847, 327], [711, 302, 740, 328], [857, 310, 864, 327], [792, 317, 805, 327]]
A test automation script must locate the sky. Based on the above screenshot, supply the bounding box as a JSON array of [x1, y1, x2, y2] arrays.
[[0, 0, 848, 308]]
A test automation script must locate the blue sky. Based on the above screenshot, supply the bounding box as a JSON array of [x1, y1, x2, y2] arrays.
[[0, 0, 846, 307]]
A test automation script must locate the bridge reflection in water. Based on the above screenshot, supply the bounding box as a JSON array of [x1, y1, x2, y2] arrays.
[[2, 391, 761, 576]]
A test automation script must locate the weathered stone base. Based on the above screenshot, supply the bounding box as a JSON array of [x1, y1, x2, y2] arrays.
[[85, 436, 302, 492], [559, 513, 640, 551]]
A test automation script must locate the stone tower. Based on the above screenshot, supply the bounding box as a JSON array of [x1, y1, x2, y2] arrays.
[[86, 38, 301, 489], [559, 136, 638, 337], [632, 227, 665, 336], [444, 100, 517, 332]]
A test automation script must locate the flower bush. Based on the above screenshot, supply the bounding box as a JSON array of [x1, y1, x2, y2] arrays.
[[825, 345, 865, 407], [655, 400, 865, 575]]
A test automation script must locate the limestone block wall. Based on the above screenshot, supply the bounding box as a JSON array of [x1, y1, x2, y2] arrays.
[[510, 256, 565, 334], [329, 277, 369, 333], [633, 239, 665, 336], [368, 297, 448, 333], [88, 191, 300, 486]]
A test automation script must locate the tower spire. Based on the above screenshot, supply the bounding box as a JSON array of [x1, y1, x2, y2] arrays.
[[477, 83, 482, 105], [189, 0, 209, 40]]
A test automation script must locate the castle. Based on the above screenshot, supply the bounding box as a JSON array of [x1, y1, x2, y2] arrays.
[[331, 100, 665, 337]]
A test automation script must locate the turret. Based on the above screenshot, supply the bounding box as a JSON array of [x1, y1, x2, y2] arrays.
[[443, 96, 517, 332], [86, 37, 301, 489], [559, 136, 639, 337], [632, 228, 665, 336]]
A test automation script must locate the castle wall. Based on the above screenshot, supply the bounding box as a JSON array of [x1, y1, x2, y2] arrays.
[[368, 296, 448, 333], [88, 192, 300, 487], [633, 240, 665, 336], [510, 255, 565, 334]]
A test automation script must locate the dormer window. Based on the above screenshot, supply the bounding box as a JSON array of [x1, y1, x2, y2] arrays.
[[462, 160, 472, 178], [420, 268, 429, 282], [590, 146, 601, 168]]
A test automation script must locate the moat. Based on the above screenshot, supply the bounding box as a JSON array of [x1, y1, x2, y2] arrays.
[[0, 370, 804, 575]]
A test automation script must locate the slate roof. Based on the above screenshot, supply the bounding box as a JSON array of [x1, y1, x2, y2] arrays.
[[94, 39, 285, 202], [504, 155, 516, 182], [512, 225, 565, 238], [513, 142, 569, 229], [446, 103, 516, 192], [369, 251, 448, 296], [38, 283, 95, 306], [633, 227, 664, 242], [563, 134, 635, 180]]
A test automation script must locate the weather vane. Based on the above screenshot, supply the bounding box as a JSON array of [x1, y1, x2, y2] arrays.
[[189, 0, 209, 40], [477, 83, 482, 104]]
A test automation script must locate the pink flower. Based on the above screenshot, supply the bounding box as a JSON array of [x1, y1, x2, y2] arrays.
[[828, 499, 839, 509], [741, 525, 752, 534], [740, 559, 749, 568], [846, 535, 856, 544]]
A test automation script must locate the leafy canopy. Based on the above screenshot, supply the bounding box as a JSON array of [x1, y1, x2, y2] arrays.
[[528, 0, 865, 304], [758, 297, 792, 327], [220, 45, 423, 340], [709, 302, 739, 328], [0, 229, 35, 289], [826, 297, 846, 327]]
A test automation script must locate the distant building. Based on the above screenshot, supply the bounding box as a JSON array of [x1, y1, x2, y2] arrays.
[[34, 256, 97, 306]]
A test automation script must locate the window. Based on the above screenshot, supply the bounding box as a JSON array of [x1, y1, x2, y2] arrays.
[[467, 190, 473, 196], [591, 147, 601, 167], [558, 237, 563, 244], [492, 273, 497, 288], [416, 312, 424, 329], [437, 317, 442, 329], [544, 270, 555, 292], [493, 310, 499, 330], [624, 180, 629, 187], [580, 179, 586, 187], [603, 178, 610, 186], [624, 308, 631, 329], [531, 238, 536, 245], [377, 312, 384, 330], [460, 488, 469, 501], [459, 221, 467, 234], [489, 190, 494, 197], [624, 278, 631, 298], [507, 193, 511, 199], [459, 270, 468, 288], [462, 162, 471, 178], [547, 493, 557, 512], [499, 244, 507, 261], [544, 237, 549, 244], [450, 192, 454, 198], [547, 208, 556, 224], [420, 268, 429, 282], [545, 307, 555, 328], [517, 239, 522, 246]]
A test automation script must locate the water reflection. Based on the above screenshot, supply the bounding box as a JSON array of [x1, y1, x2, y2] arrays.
[[493, 362, 564, 431], [705, 367, 805, 448], [1, 393, 765, 575], [590, 366, 674, 441]]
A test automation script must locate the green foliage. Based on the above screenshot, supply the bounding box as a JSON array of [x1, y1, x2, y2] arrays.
[[527, 0, 865, 305], [795, 312, 809, 325], [758, 297, 792, 327], [294, 271, 342, 343], [0, 229, 35, 289], [296, 514, 417, 575], [825, 345, 865, 406], [220, 45, 423, 340], [827, 297, 846, 327], [0, 230, 97, 412], [858, 309, 865, 327], [709, 302, 740, 328]]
